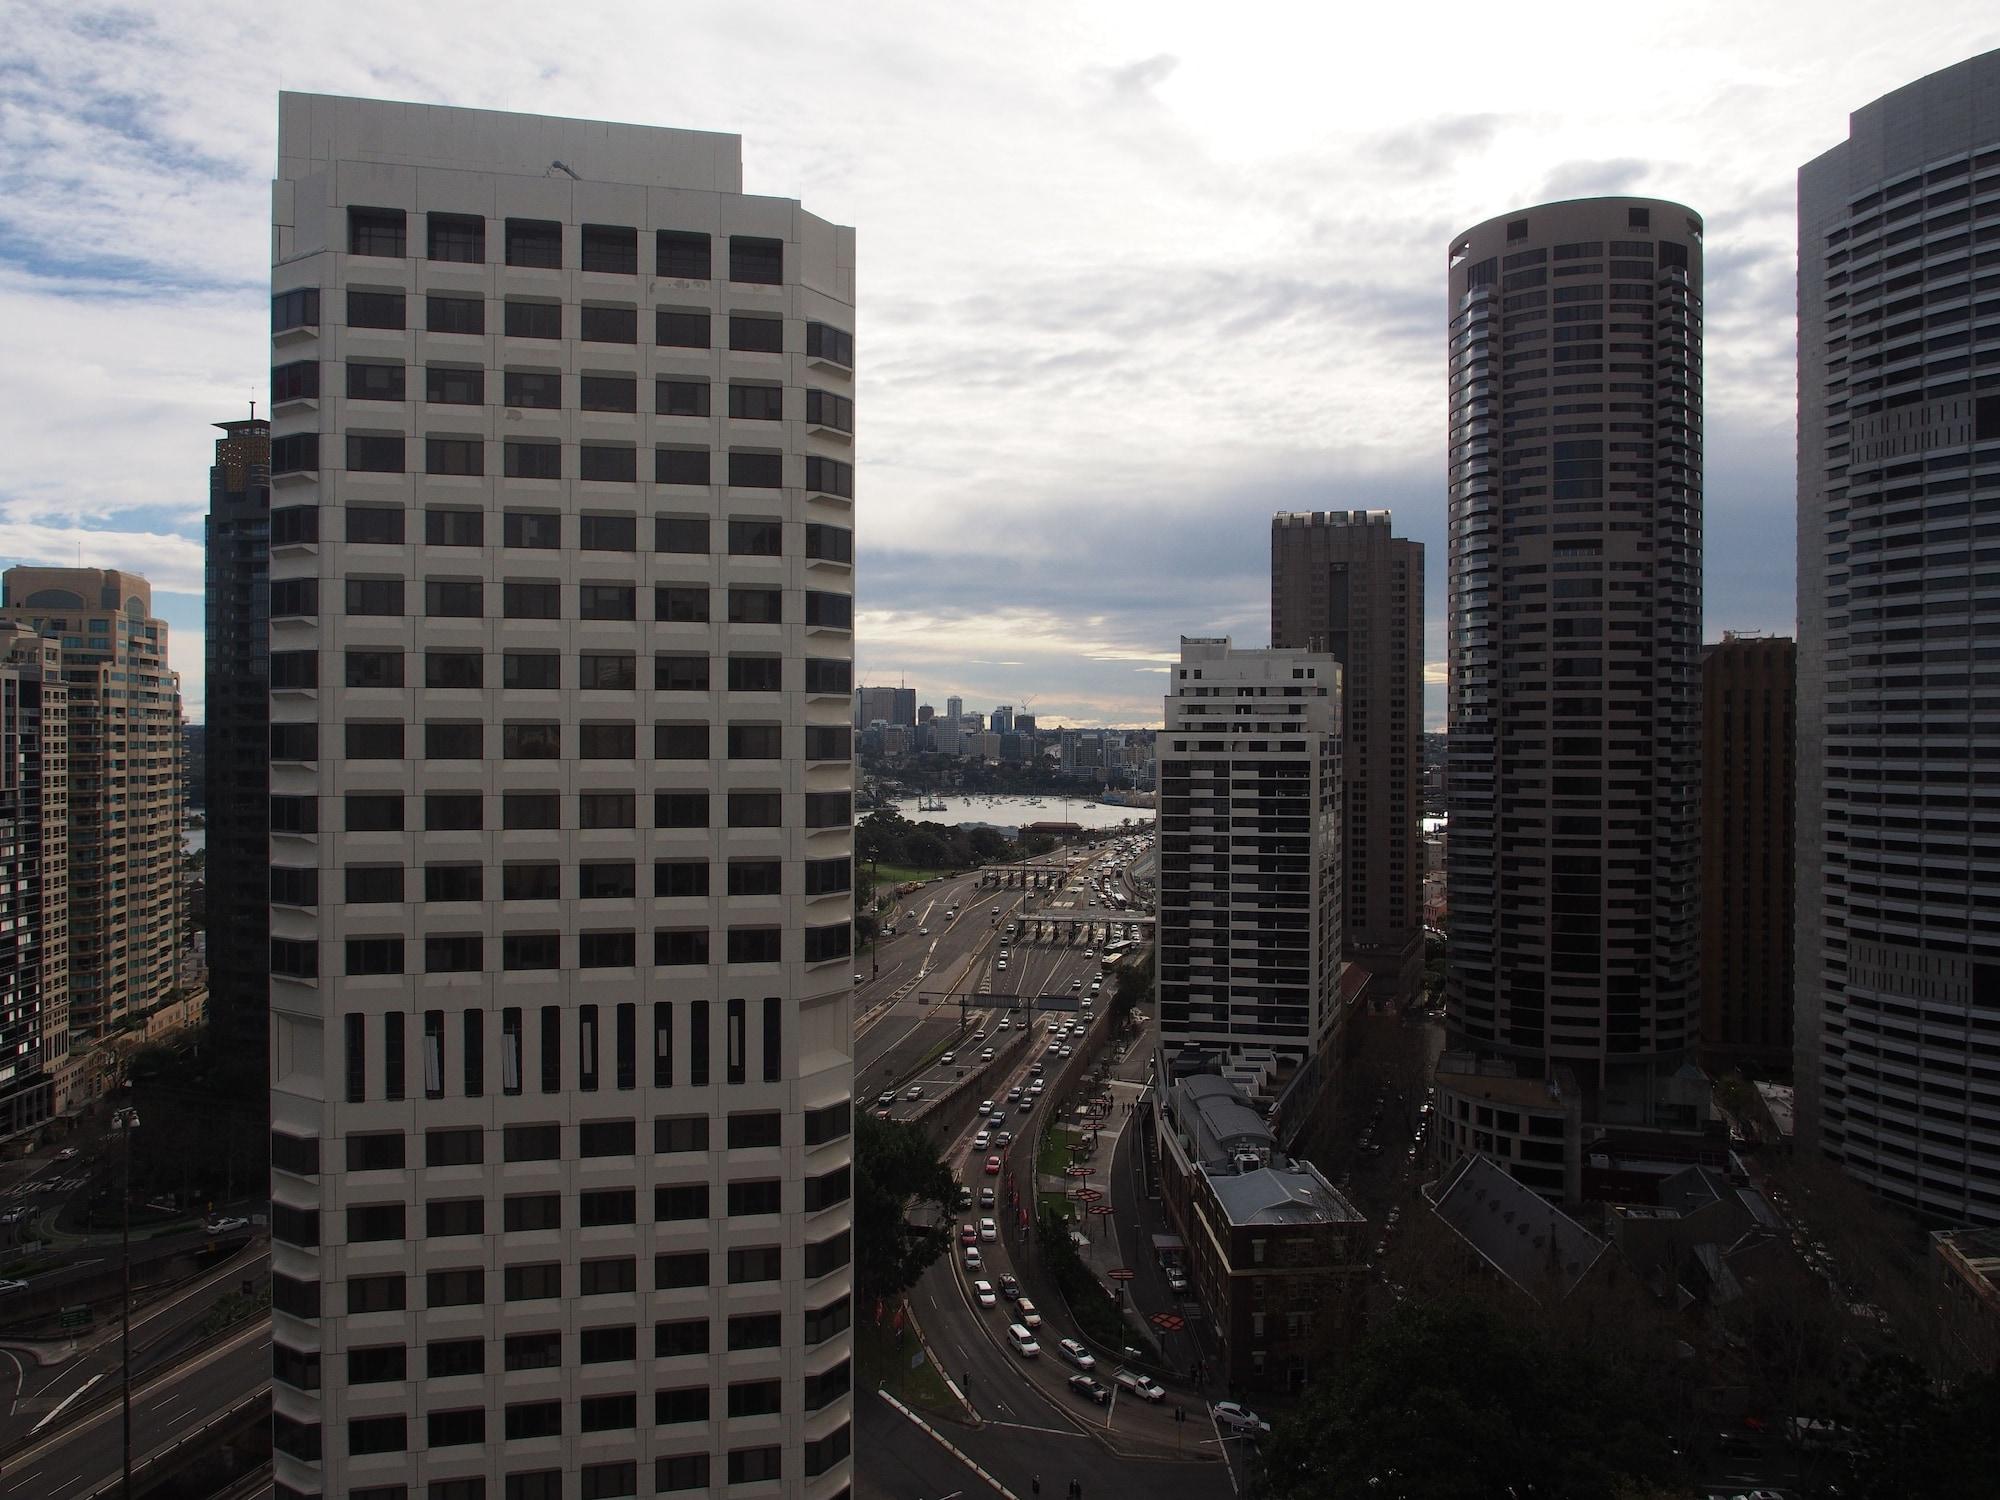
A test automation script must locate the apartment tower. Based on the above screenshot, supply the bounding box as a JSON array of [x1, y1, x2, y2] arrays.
[[206, 417, 275, 1063], [1155, 638, 1344, 1111], [1442, 200, 1704, 1194], [0, 625, 66, 1138], [1797, 50, 2000, 1224], [1699, 634, 1795, 1072], [0, 567, 182, 1043], [266, 95, 856, 1498], [1271, 509, 1425, 1006]]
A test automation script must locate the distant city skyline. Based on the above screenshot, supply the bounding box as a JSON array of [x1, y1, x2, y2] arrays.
[[3, 5, 1996, 729]]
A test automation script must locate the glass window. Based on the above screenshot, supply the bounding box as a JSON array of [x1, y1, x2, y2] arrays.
[[427, 294, 483, 334], [657, 231, 710, 279], [657, 379, 709, 416], [655, 309, 710, 348], [505, 218, 561, 268], [580, 223, 638, 274], [427, 213, 484, 263]]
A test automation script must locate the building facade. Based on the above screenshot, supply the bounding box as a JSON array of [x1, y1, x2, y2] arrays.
[[1699, 634, 1795, 1071], [266, 95, 855, 1499], [206, 417, 274, 1063], [0, 567, 182, 1044], [1271, 509, 1425, 1007], [1796, 50, 2000, 1223], [0, 625, 67, 1139], [1443, 199, 1704, 1151], [1155, 638, 1343, 1109]]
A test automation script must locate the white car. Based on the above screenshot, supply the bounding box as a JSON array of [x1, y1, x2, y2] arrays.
[[1114, 1369, 1166, 1402], [979, 1100, 995, 1114], [972, 1279, 997, 1307], [1211, 1401, 1270, 1436], [942, 1051, 956, 1065], [1015, 1297, 1042, 1328], [206, 1215, 250, 1234], [974, 1130, 992, 1149], [1057, 1338, 1095, 1370], [980, 1217, 997, 1242], [963, 1246, 983, 1271], [997, 961, 1008, 973]]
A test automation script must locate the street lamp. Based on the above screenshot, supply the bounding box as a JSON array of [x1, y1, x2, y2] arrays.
[[112, 1105, 140, 1500]]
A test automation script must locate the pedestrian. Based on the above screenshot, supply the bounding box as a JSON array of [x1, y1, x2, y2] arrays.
[[1032, 1477, 1040, 1496]]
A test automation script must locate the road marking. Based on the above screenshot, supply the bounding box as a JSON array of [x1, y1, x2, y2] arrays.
[[0, 1348, 21, 1417], [29, 1372, 100, 1434]]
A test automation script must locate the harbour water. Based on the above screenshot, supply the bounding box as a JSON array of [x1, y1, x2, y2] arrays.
[[888, 794, 1154, 833]]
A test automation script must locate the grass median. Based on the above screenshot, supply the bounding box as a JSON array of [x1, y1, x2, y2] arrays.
[[856, 1302, 959, 1419]]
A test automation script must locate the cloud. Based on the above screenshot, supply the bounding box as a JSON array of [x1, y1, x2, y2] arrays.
[[1539, 157, 1656, 200], [1099, 53, 1179, 98]]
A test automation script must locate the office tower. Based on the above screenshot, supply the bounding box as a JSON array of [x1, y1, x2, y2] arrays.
[[266, 95, 856, 1498], [1797, 50, 2000, 1223], [916, 703, 933, 725], [991, 704, 1012, 735], [1441, 199, 1705, 1195], [853, 684, 913, 728], [1271, 509, 1426, 1006], [1015, 713, 1036, 734], [0, 567, 183, 1043], [206, 417, 274, 1062], [1155, 638, 1343, 1109], [0, 625, 66, 1139], [945, 695, 962, 723], [1699, 635, 1795, 1071]]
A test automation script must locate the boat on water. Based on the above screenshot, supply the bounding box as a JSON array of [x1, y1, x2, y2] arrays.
[[917, 793, 948, 812]]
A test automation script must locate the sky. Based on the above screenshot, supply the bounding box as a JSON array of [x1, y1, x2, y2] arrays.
[[0, 2, 1994, 728]]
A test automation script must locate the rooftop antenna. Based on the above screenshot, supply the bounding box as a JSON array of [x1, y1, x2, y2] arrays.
[[249, 397, 257, 423], [550, 160, 581, 181]]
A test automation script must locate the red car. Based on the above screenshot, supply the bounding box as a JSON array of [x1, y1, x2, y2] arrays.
[[984, 1155, 1002, 1176]]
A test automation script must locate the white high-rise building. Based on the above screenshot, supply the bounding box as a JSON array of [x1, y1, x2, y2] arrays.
[[266, 94, 856, 1499], [1154, 638, 1344, 1105], [1797, 50, 2000, 1225]]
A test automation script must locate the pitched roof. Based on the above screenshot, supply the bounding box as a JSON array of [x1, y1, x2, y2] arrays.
[[1431, 1154, 1608, 1303]]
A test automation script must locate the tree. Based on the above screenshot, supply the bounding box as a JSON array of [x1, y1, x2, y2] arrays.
[[1256, 1298, 1682, 1500], [1831, 1355, 2000, 1499], [854, 1110, 956, 1304]]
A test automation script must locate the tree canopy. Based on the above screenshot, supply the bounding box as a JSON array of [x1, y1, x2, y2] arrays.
[[853, 1109, 956, 1305], [1257, 1298, 1682, 1500]]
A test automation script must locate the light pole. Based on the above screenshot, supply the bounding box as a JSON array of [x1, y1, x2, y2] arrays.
[[113, 1105, 140, 1500]]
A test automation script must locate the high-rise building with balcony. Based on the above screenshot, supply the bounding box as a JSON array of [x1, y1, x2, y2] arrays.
[[265, 94, 856, 1499], [1155, 638, 1344, 1111], [1699, 634, 1795, 1072], [205, 417, 274, 1062], [0, 567, 182, 1044], [1271, 509, 1425, 1006], [0, 624, 67, 1139], [1796, 50, 2000, 1224], [1441, 199, 1705, 1199]]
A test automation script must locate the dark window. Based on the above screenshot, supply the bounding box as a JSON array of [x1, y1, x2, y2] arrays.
[[804, 856, 852, 895], [656, 1386, 709, 1425], [804, 1294, 851, 1345], [728, 450, 783, 488], [729, 315, 783, 353], [271, 287, 319, 332], [804, 1165, 852, 1212], [428, 212, 484, 263], [345, 936, 405, 976], [579, 445, 636, 483], [348, 361, 406, 401], [272, 1414, 323, 1462], [504, 440, 561, 480], [346, 1131, 406, 1172], [578, 861, 636, 899], [504, 300, 561, 340], [504, 1193, 561, 1233], [503, 1401, 562, 1441], [804, 1424, 851, 1478], [426, 365, 484, 405], [806, 321, 853, 365], [654, 447, 711, 485], [347, 290, 406, 330], [656, 309, 710, 348], [729, 236, 784, 284], [274, 1343, 323, 1391], [348, 1202, 406, 1242], [728, 1178, 783, 1217], [657, 379, 709, 416], [503, 1122, 561, 1162], [653, 929, 710, 966], [503, 933, 561, 969], [425, 1267, 484, 1308], [579, 930, 636, 967], [654, 860, 708, 898], [579, 722, 636, 760], [728, 860, 782, 897], [503, 863, 561, 900], [656, 586, 709, 624], [656, 231, 710, 279], [347, 793, 406, 832], [349, 207, 407, 256], [270, 434, 319, 475], [271, 360, 319, 403], [425, 1127, 483, 1167], [656, 1455, 711, 1494], [271, 794, 319, 835], [728, 383, 783, 420], [806, 456, 854, 497], [578, 378, 638, 418], [425, 578, 483, 617], [270, 1132, 321, 1178], [655, 1183, 710, 1221], [804, 522, 853, 561], [504, 1332, 560, 1371], [507, 1474, 561, 1500], [579, 1189, 637, 1228], [269, 505, 319, 545], [346, 648, 402, 687], [348, 1414, 407, 1456], [425, 865, 482, 903], [425, 650, 482, 688], [502, 792, 559, 830], [728, 517, 783, 555], [347, 434, 405, 473], [804, 924, 852, 963], [728, 723, 782, 759], [578, 512, 637, 550], [425, 1198, 484, 1238], [729, 928, 782, 964], [580, 305, 637, 344], [427, 1408, 486, 1449], [728, 1111, 782, 1149], [463, 1010, 484, 1097], [425, 721, 481, 759], [654, 722, 708, 759], [270, 937, 318, 978], [727, 1312, 783, 1350], [728, 1377, 783, 1415], [805, 725, 851, 762], [579, 584, 636, 620], [344, 721, 404, 759], [804, 1100, 851, 1147], [805, 791, 852, 828], [581, 1325, 637, 1364], [653, 792, 710, 829], [728, 588, 782, 624], [503, 370, 561, 409], [347, 1274, 406, 1314], [805, 389, 853, 432], [580, 223, 638, 274], [502, 580, 560, 618], [271, 1202, 319, 1247], [656, 1115, 709, 1154], [655, 1250, 707, 1290], [269, 649, 317, 689], [803, 1358, 850, 1411], [728, 655, 783, 692], [579, 1259, 637, 1299], [502, 512, 561, 552], [427, 294, 483, 335], [505, 218, 561, 268], [655, 1320, 710, 1359], [423, 793, 481, 832], [580, 653, 636, 691], [424, 934, 482, 973], [655, 515, 710, 554], [273, 1272, 320, 1319], [346, 576, 405, 614], [504, 651, 560, 689], [425, 438, 483, 477], [728, 791, 782, 828], [579, 1119, 636, 1157]]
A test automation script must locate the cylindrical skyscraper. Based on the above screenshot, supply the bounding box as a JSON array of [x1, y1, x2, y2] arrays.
[[1441, 199, 1704, 1196]]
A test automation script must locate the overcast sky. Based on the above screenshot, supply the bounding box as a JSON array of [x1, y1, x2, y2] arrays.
[[1, 2, 1993, 727]]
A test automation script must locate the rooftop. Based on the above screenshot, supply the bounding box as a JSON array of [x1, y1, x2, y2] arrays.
[[1430, 1154, 1607, 1303], [1935, 1227, 2000, 1311], [1205, 1160, 1365, 1228]]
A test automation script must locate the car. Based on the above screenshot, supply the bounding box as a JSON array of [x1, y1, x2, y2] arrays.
[[1071, 978, 1083, 990], [980, 1186, 996, 1208], [1166, 1270, 1189, 1293], [960, 1223, 978, 1245], [1114, 1369, 1166, 1402], [877, 1091, 897, 1107], [1018, 1098, 1033, 1114], [997, 1017, 1009, 1028], [905, 1085, 923, 1101], [1057, 1338, 1095, 1370], [981, 1049, 996, 1062], [989, 1110, 1005, 1126], [941, 1052, 956, 1065], [205, 1215, 250, 1234], [979, 1100, 994, 1114], [1008, 1087, 1023, 1102], [1211, 1401, 1270, 1436], [854, 973, 865, 984], [985, 1155, 1002, 1175], [963, 1245, 983, 1271], [997, 961, 1008, 973], [957, 1186, 974, 1210], [1068, 1374, 1111, 1405], [997, 1273, 1020, 1300], [973, 1130, 991, 1149], [0, 1279, 28, 1294], [994, 1131, 1012, 1148], [1030, 1081, 1045, 1096], [980, 1218, 998, 1242], [1007, 1323, 1040, 1357], [919, 927, 929, 936], [973, 1029, 987, 1042], [1059, 1046, 1073, 1058], [992, 906, 1001, 916], [1029, 1062, 1044, 1076], [972, 1279, 998, 1307], [1016, 1297, 1042, 1328], [55, 1148, 77, 1162]]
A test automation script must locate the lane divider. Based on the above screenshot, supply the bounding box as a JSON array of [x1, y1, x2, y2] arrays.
[[876, 1389, 1020, 1500]]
